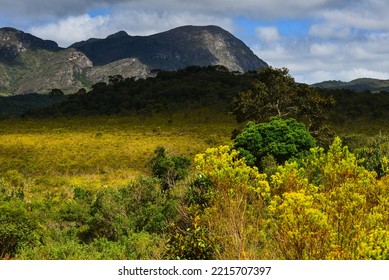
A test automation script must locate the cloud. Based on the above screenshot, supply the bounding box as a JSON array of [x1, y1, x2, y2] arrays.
[[3, 1, 389, 32], [0, 0, 364, 23], [248, 0, 389, 83], [107, 9, 234, 37], [309, 23, 353, 40], [0, 0, 125, 18], [309, 43, 338, 57], [254, 29, 389, 84], [309, 0, 389, 39], [29, 15, 110, 47], [255, 26, 280, 44]]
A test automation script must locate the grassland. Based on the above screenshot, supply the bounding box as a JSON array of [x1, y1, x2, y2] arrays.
[[2, 111, 389, 199], [0, 109, 237, 199], [1, 110, 389, 260]]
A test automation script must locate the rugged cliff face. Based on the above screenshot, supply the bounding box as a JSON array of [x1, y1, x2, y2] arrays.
[[147, 25, 268, 72], [85, 58, 150, 84], [0, 27, 59, 60], [0, 28, 95, 94], [0, 25, 267, 95], [14, 49, 93, 94], [70, 25, 268, 72]]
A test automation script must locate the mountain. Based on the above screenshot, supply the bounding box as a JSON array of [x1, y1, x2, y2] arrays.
[[70, 25, 268, 72], [312, 78, 389, 92], [0, 25, 267, 95], [0, 27, 95, 94], [0, 27, 60, 63]]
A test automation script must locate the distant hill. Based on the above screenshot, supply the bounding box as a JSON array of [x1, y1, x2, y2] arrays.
[[0, 25, 267, 95], [312, 78, 389, 92]]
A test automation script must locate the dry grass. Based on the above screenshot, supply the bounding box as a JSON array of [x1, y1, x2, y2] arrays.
[[0, 109, 237, 198]]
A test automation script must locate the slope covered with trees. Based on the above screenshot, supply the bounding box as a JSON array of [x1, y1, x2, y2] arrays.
[[26, 65, 254, 117]]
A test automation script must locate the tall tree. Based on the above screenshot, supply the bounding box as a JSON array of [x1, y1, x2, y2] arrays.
[[231, 67, 334, 131]]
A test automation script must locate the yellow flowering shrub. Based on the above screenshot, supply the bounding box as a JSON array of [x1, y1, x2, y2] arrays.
[[194, 146, 270, 259]]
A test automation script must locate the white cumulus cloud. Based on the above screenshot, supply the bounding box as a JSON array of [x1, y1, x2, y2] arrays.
[[28, 10, 234, 47], [255, 26, 280, 44], [29, 14, 111, 47]]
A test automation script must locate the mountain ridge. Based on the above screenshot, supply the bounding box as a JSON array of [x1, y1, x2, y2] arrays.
[[0, 27, 60, 64], [69, 25, 267, 72], [312, 78, 389, 92], [0, 25, 267, 95]]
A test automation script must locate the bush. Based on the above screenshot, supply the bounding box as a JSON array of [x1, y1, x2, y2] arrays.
[[0, 202, 39, 259], [121, 176, 179, 234], [193, 146, 270, 259], [148, 147, 191, 190], [87, 188, 129, 242], [185, 174, 214, 209], [165, 217, 216, 260], [233, 117, 316, 169], [341, 134, 389, 177], [354, 147, 389, 178]]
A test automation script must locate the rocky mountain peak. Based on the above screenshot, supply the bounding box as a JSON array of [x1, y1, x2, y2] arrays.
[[158, 25, 268, 72], [0, 27, 59, 52], [106, 30, 130, 39], [70, 25, 267, 72], [0, 27, 60, 65]]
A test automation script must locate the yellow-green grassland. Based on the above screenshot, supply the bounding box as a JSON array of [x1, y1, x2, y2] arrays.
[[0, 109, 235, 197]]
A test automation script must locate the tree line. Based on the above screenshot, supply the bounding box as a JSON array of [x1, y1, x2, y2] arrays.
[[0, 65, 388, 127]]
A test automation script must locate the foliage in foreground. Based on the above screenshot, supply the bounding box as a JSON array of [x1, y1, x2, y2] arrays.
[[1, 135, 388, 260], [1, 114, 389, 260], [168, 139, 389, 259], [0, 175, 179, 259]]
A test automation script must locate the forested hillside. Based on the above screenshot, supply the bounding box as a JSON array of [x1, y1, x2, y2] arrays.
[[25, 65, 254, 117]]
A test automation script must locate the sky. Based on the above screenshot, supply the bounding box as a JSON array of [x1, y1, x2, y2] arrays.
[[1, 0, 389, 84]]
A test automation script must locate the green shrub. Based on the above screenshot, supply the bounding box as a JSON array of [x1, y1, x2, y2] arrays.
[[165, 217, 216, 260], [0, 202, 39, 259], [185, 174, 214, 209], [148, 147, 191, 190], [121, 176, 179, 234], [87, 188, 129, 242], [233, 117, 316, 170]]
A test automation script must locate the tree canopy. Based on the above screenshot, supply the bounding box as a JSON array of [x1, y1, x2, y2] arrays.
[[233, 117, 316, 169], [231, 67, 334, 131]]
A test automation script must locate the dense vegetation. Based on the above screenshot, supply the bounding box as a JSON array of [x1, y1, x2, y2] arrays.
[[1, 65, 389, 124], [0, 93, 66, 117], [25, 66, 253, 117], [1, 66, 389, 260], [319, 88, 389, 123], [0, 112, 234, 259], [233, 117, 316, 169], [173, 139, 389, 259]]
